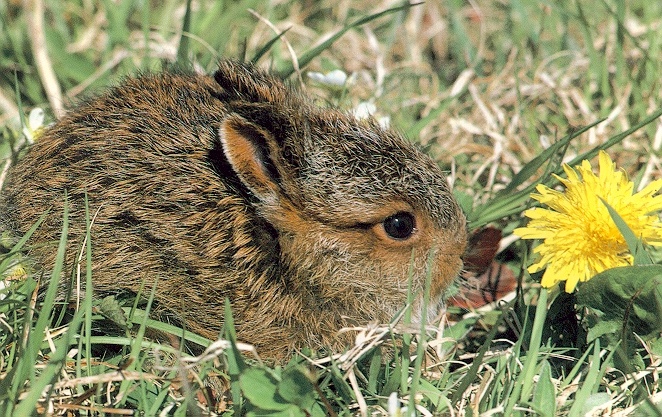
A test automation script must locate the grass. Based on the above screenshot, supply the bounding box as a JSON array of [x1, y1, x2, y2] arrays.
[[1, 0, 662, 415]]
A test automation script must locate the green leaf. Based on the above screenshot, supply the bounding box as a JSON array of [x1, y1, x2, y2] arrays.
[[367, 347, 383, 394], [576, 265, 662, 341], [451, 297, 515, 405], [585, 320, 621, 344], [278, 366, 316, 409], [580, 393, 612, 416], [418, 378, 451, 412], [453, 190, 475, 217], [240, 367, 289, 411], [247, 407, 305, 417], [14, 308, 85, 415], [531, 361, 556, 417], [651, 337, 662, 357], [381, 361, 401, 397], [97, 295, 128, 328], [438, 316, 478, 353], [513, 289, 548, 411]]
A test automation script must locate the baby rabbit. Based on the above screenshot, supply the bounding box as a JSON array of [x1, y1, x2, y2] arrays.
[[0, 60, 467, 360]]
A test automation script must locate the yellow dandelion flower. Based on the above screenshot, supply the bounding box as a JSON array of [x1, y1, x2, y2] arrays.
[[514, 151, 662, 292]]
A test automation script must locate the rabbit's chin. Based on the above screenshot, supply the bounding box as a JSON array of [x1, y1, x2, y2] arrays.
[[408, 294, 447, 328]]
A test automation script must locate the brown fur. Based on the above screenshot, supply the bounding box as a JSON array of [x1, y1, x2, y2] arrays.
[[0, 61, 467, 360]]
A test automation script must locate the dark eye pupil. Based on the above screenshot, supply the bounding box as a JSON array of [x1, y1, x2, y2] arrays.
[[383, 212, 416, 240]]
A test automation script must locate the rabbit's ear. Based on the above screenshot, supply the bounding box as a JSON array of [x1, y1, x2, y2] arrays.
[[219, 114, 281, 201]]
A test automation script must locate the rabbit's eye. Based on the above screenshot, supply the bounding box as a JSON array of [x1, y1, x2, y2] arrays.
[[383, 212, 416, 240]]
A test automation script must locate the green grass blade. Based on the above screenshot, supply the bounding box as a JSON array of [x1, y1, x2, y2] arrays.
[[450, 298, 516, 404], [28, 199, 69, 367], [125, 308, 211, 347], [367, 347, 383, 394], [14, 309, 85, 414], [469, 107, 662, 228], [568, 340, 601, 417], [467, 122, 598, 226], [117, 279, 158, 406], [250, 28, 291, 65], [82, 194, 94, 381], [176, 0, 193, 65], [3, 199, 69, 413], [406, 96, 455, 139], [498, 120, 601, 198], [400, 251, 417, 395], [275, 3, 417, 78], [518, 289, 548, 402], [502, 289, 548, 415], [223, 298, 246, 413], [0, 211, 48, 271], [565, 106, 662, 167], [408, 253, 435, 406]]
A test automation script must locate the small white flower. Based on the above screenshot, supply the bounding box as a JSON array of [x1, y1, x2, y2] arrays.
[[377, 116, 391, 129], [353, 101, 377, 119], [307, 69, 348, 88], [22, 107, 45, 143], [353, 101, 391, 128], [387, 392, 410, 417]]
